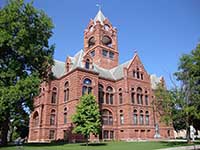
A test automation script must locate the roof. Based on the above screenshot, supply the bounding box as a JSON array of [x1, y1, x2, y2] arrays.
[[94, 10, 106, 25], [51, 50, 162, 88]]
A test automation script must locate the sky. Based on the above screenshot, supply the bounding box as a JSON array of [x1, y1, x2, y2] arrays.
[[1, 0, 200, 88]]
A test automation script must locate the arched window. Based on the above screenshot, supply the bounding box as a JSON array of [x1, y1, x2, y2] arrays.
[[33, 111, 39, 127], [85, 59, 90, 69], [119, 88, 123, 104], [104, 24, 110, 31], [106, 86, 113, 104], [133, 70, 136, 78], [133, 109, 138, 125], [102, 35, 112, 47], [98, 84, 104, 103], [64, 108, 67, 124], [102, 109, 113, 125], [145, 111, 149, 125], [145, 95, 148, 105], [140, 110, 144, 125], [64, 82, 69, 102], [137, 87, 143, 105], [131, 88, 135, 104], [51, 87, 57, 104], [89, 25, 94, 32], [50, 110, 56, 125], [82, 78, 92, 95], [120, 110, 124, 125], [88, 37, 95, 48], [136, 68, 140, 79]]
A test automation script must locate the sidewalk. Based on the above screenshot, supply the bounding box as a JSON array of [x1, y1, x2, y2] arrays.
[[157, 145, 200, 150]]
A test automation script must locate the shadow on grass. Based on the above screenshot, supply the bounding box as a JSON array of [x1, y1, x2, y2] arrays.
[[160, 141, 200, 147], [80, 143, 107, 146]]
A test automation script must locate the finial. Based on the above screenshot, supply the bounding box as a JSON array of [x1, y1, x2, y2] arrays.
[[134, 49, 138, 54], [96, 4, 102, 11]]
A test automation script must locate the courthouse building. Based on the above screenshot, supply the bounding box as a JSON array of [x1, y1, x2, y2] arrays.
[[28, 10, 174, 142]]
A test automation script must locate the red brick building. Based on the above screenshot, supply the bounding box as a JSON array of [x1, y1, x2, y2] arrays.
[[28, 10, 174, 142]]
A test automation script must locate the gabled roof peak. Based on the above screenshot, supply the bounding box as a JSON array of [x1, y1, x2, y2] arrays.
[[94, 10, 106, 25]]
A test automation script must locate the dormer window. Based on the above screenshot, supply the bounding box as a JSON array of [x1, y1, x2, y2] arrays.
[[104, 24, 110, 31], [66, 63, 70, 72], [85, 59, 90, 69], [89, 25, 94, 32]]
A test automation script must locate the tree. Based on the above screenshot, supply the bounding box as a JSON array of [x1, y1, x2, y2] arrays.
[[154, 43, 200, 142], [72, 94, 101, 146], [0, 0, 54, 145], [174, 43, 200, 142]]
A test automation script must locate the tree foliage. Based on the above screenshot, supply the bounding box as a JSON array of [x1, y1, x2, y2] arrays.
[[0, 0, 54, 145], [154, 43, 200, 142], [72, 94, 101, 144]]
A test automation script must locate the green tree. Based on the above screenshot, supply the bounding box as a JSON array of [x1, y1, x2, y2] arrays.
[[72, 94, 101, 146], [174, 43, 200, 142], [154, 43, 200, 142], [0, 0, 54, 145]]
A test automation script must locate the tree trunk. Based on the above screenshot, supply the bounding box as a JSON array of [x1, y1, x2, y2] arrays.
[[1, 118, 9, 146], [186, 120, 191, 143]]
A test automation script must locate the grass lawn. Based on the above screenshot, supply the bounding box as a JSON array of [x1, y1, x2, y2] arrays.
[[0, 141, 199, 150]]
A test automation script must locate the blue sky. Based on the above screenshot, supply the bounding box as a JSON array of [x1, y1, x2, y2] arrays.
[[1, 0, 200, 88]]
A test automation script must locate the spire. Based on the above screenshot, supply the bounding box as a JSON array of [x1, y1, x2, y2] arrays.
[[94, 9, 106, 25]]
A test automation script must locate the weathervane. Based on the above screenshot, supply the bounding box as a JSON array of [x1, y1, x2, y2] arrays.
[[96, 4, 102, 11]]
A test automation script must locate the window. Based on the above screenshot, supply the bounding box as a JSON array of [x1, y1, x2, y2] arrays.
[[85, 59, 90, 69], [145, 111, 149, 125], [33, 111, 39, 127], [109, 51, 114, 59], [131, 92, 135, 104], [66, 63, 70, 72], [64, 82, 69, 102], [141, 74, 144, 80], [137, 87, 143, 105], [98, 84, 104, 103], [145, 95, 148, 105], [133, 110, 138, 125], [51, 87, 57, 104], [90, 50, 95, 57], [118, 88, 123, 104], [104, 24, 110, 31], [102, 109, 113, 125], [49, 130, 55, 139], [133, 70, 136, 78], [120, 114, 124, 125], [110, 131, 114, 139], [103, 130, 109, 139], [140, 110, 144, 125], [82, 78, 92, 95], [89, 25, 94, 32], [50, 110, 56, 125], [137, 71, 140, 79], [102, 36, 112, 47], [88, 37, 95, 48], [64, 108, 67, 124], [102, 49, 108, 57], [106, 86, 113, 104]]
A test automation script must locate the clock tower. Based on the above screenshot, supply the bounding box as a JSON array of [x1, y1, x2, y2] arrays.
[[84, 10, 119, 69]]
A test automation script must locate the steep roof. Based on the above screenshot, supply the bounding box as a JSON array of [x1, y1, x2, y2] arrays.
[[94, 10, 106, 25], [51, 50, 162, 89]]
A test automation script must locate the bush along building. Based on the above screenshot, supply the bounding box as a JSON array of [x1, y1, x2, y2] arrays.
[[28, 10, 174, 142]]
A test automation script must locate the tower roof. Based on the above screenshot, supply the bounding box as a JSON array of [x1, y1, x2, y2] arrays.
[[94, 10, 106, 25]]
